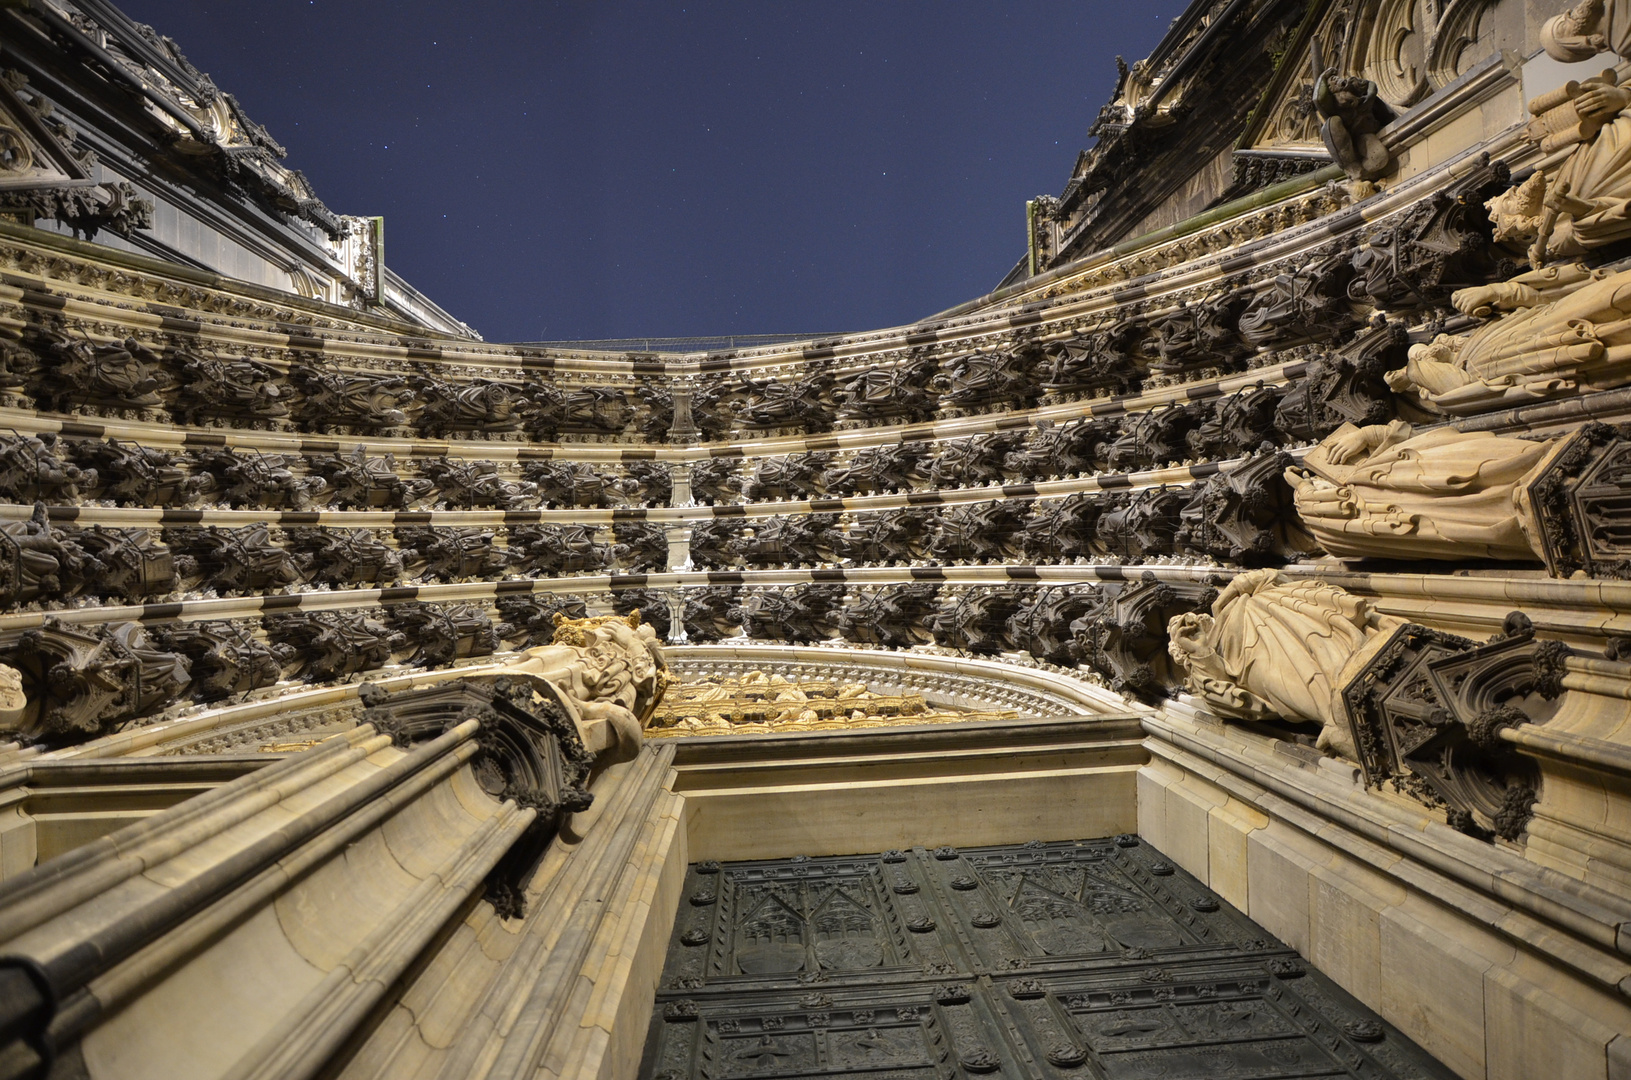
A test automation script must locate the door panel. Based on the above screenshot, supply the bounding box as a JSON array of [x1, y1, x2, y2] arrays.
[[641, 836, 1454, 1080]]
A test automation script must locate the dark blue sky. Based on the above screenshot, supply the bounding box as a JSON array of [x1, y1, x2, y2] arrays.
[[119, 2, 1190, 343]]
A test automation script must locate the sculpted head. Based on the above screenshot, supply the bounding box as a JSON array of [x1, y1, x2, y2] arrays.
[[1166, 611, 1217, 671]]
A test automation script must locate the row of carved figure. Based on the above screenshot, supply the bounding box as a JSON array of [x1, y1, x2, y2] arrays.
[[0, 513, 672, 607], [0, 578, 1214, 742], [0, 433, 674, 510], [0, 158, 1526, 445], [0, 573, 1570, 843], [0, 597, 666, 753], [0, 322, 1410, 516], [0, 324, 652, 437], [5, 412, 1619, 608], [691, 414, 1623, 576], [0, 599, 564, 738]]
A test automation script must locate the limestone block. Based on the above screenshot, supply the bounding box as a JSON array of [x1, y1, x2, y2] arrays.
[[381, 777, 493, 878], [1380, 895, 1515, 1080], [1206, 795, 1268, 911], [683, 765, 1138, 861], [1135, 759, 1185, 854], [0, 804, 34, 880], [1245, 819, 1322, 955], [1308, 854, 1407, 1010], [1159, 770, 1220, 883], [1484, 949, 1631, 1080]]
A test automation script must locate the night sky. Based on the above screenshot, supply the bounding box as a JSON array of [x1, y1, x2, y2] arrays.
[[116, 2, 1191, 344]]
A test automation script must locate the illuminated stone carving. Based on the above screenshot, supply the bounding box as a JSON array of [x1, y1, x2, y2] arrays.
[[644, 671, 1013, 737]]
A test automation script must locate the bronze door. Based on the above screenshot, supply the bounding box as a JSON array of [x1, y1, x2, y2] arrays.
[[640, 835, 1454, 1079]]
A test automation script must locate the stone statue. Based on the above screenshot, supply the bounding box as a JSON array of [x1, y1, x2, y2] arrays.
[[1167, 569, 1404, 759], [1386, 263, 1631, 412], [1514, 4, 1631, 263], [1314, 68, 1394, 183], [1286, 421, 1562, 562], [496, 612, 670, 764], [0, 662, 25, 733]]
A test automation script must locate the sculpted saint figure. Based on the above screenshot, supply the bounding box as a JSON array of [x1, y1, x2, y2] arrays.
[[1386, 263, 1631, 412], [1167, 569, 1403, 759], [1285, 420, 1563, 562], [1473, 3, 1631, 262], [498, 612, 671, 764]]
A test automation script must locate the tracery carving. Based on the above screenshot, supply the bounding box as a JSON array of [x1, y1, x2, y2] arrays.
[[1009, 585, 1106, 667], [833, 584, 940, 649], [189, 448, 326, 510], [1150, 289, 1252, 375], [263, 610, 405, 681], [1347, 156, 1513, 310], [1178, 452, 1305, 565], [397, 525, 511, 581], [173, 349, 290, 424], [150, 619, 290, 702], [419, 458, 538, 509], [1, 617, 191, 740]]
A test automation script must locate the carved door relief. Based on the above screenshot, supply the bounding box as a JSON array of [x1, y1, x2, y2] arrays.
[[642, 837, 1455, 1079]]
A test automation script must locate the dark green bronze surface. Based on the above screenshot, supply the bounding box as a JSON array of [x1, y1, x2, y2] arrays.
[[639, 836, 1454, 1079]]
